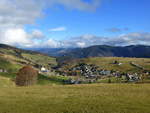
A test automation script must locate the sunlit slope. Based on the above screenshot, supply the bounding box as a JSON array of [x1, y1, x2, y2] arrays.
[[62, 57, 150, 73], [0, 44, 57, 73]]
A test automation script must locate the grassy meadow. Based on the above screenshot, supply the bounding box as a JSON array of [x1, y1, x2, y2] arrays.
[[0, 82, 150, 113], [84, 57, 150, 73], [22, 53, 57, 67], [62, 57, 150, 73]]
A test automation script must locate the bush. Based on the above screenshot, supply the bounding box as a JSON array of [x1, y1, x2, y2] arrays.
[[108, 78, 111, 83], [15, 65, 38, 86]]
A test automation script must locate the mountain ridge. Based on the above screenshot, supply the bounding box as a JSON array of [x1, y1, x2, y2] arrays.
[[35, 45, 150, 58]]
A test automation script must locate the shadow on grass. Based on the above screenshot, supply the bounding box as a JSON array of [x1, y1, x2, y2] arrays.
[[38, 74, 69, 85], [0, 73, 69, 85]]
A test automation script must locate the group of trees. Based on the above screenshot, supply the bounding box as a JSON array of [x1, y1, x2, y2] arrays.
[[15, 66, 38, 86]]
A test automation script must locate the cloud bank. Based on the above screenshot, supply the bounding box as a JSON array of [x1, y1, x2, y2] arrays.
[[0, 28, 150, 48], [1, 31, 148, 48], [55, 32, 150, 48]]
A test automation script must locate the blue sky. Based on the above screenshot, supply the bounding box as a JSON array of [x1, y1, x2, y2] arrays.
[[0, 0, 150, 48], [28, 0, 150, 38]]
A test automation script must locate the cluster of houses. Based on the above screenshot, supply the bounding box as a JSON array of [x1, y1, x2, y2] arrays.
[[70, 63, 99, 78], [56, 62, 150, 84], [62, 63, 113, 78]]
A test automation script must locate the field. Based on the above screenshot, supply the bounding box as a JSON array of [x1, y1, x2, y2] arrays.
[[0, 83, 150, 113], [62, 57, 150, 73], [84, 57, 150, 73], [22, 53, 57, 67]]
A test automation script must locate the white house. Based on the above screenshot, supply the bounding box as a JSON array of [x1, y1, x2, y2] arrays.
[[41, 67, 47, 72]]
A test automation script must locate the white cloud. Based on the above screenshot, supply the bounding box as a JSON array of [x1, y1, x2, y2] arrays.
[[41, 32, 150, 48], [49, 27, 67, 32], [0, 0, 44, 28], [0, 28, 45, 48], [114, 32, 150, 46], [0, 0, 101, 28], [42, 39, 61, 48], [0, 28, 33, 47], [30, 29, 44, 39], [76, 42, 86, 48]]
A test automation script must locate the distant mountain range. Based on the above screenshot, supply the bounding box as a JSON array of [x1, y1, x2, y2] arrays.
[[1, 43, 150, 61], [31, 48, 73, 57], [1, 43, 150, 70], [35, 45, 150, 58]]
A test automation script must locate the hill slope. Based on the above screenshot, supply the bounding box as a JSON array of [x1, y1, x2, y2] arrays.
[[36, 45, 150, 58], [62, 45, 150, 58], [0, 44, 57, 73], [58, 57, 150, 73]]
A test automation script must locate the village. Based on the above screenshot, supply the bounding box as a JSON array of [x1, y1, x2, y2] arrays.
[[36, 60, 150, 84], [1, 56, 150, 85]]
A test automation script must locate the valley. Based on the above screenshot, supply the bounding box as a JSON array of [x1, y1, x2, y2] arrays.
[[1, 44, 150, 85], [0, 44, 150, 113]]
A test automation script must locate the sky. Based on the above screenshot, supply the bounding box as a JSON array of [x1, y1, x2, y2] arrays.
[[0, 0, 150, 48]]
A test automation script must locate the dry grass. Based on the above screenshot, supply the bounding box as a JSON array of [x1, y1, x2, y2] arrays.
[[83, 57, 150, 73], [22, 53, 57, 67], [0, 84, 150, 113], [0, 76, 15, 87]]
